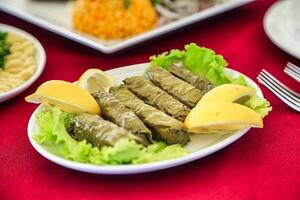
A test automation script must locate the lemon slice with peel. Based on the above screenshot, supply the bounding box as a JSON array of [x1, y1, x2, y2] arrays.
[[77, 68, 114, 93], [25, 80, 100, 114], [184, 102, 263, 134], [198, 84, 255, 105]]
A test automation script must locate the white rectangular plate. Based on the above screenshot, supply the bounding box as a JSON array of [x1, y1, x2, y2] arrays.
[[0, 0, 252, 53]]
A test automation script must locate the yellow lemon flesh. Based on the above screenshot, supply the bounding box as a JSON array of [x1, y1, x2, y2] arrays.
[[184, 102, 263, 134], [25, 80, 100, 114], [198, 84, 255, 105], [187, 124, 250, 134], [77, 68, 114, 93]]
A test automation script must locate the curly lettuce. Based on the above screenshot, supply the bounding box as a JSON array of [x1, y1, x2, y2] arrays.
[[150, 43, 272, 117], [34, 107, 187, 165]]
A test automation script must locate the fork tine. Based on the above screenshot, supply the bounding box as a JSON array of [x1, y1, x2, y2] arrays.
[[258, 72, 300, 104], [257, 74, 300, 112], [285, 63, 300, 83], [260, 71, 300, 106], [261, 69, 300, 98], [284, 67, 300, 83], [287, 62, 300, 74], [258, 73, 300, 105]]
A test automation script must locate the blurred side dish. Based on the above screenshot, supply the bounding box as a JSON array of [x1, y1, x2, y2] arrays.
[[72, 0, 219, 40], [73, 0, 158, 39], [0, 31, 36, 93]]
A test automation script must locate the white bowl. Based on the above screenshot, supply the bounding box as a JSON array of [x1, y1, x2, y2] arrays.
[[0, 23, 46, 103], [28, 63, 264, 174]]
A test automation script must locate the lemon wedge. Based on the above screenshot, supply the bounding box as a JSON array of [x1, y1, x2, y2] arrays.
[[77, 68, 114, 93], [25, 80, 100, 114], [187, 124, 250, 134], [198, 84, 255, 105], [184, 102, 263, 134]]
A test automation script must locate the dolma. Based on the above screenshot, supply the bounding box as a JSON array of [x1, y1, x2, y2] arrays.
[[110, 85, 190, 145], [169, 63, 214, 93], [123, 76, 190, 121], [92, 91, 152, 145], [68, 113, 144, 148], [146, 67, 203, 108]]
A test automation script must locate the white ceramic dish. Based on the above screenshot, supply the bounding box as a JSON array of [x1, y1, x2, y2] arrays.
[[264, 0, 300, 59], [0, 0, 253, 54], [28, 63, 263, 174], [0, 23, 46, 103]]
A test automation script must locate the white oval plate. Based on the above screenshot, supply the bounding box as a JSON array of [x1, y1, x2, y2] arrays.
[[0, 23, 46, 103], [264, 0, 300, 59], [28, 63, 263, 174]]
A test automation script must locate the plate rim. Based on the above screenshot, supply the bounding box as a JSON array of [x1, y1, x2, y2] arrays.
[[0, 23, 46, 103], [0, 0, 253, 54], [27, 63, 263, 174]]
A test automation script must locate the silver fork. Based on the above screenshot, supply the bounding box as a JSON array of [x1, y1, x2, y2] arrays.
[[284, 62, 300, 83], [257, 69, 300, 112]]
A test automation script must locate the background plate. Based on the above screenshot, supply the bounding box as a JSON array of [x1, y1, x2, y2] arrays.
[[0, 0, 252, 54], [0, 23, 46, 103], [264, 0, 300, 59], [27, 63, 263, 174]]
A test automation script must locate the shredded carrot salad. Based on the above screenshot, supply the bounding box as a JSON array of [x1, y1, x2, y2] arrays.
[[73, 0, 158, 39]]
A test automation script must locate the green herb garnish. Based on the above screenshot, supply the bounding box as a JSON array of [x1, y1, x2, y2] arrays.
[[152, 0, 163, 4], [123, 0, 131, 9], [0, 31, 11, 70], [0, 31, 7, 40]]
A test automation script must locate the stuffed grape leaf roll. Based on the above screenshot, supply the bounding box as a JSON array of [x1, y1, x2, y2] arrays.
[[146, 67, 203, 108], [123, 76, 190, 121], [92, 91, 152, 145], [68, 113, 144, 148], [168, 63, 214, 93], [110, 85, 190, 145]]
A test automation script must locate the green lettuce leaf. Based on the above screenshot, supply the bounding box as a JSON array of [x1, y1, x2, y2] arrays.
[[101, 139, 141, 164], [150, 43, 272, 117], [228, 75, 249, 86], [183, 43, 230, 85], [34, 107, 188, 165], [150, 49, 183, 69], [35, 108, 105, 164], [244, 96, 272, 118], [133, 142, 187, 164], [150, 43, 230, 85]]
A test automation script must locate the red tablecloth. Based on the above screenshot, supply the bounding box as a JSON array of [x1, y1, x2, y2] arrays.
[[0, 0, 299, 199]]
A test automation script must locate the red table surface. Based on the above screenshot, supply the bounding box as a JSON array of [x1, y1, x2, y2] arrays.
[[0, 0, 299, 199]]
